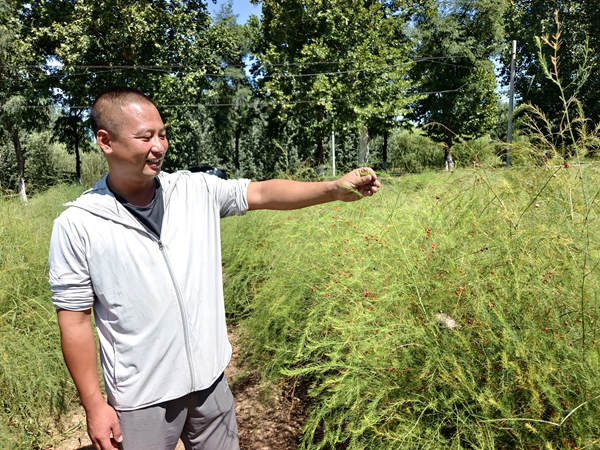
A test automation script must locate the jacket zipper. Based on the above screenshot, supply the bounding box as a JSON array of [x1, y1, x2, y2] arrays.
[[156, 238, 196, 391]]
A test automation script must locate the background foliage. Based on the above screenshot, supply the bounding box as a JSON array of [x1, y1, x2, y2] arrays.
[[5, 0, 598, 191]]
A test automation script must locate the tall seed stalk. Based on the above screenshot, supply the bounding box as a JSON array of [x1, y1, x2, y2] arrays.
[[531, 10, 600, 357]]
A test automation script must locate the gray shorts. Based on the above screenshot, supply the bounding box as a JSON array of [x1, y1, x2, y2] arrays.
[[116, 374, 239, 450]]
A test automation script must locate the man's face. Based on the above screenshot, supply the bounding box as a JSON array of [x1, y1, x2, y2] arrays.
[[100, 101, 168, 183]]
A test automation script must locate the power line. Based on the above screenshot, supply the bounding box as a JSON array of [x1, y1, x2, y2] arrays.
[[0, 84, 466, 110], [1, 58, 473, 84], [0, 56, 474, 71], [24, 62, 414, 80]]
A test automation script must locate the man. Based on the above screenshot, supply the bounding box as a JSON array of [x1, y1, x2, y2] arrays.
[[49, 87, 380, 450]]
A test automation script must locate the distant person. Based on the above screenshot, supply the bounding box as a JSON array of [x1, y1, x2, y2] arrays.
[[49, 86, 380, 450]]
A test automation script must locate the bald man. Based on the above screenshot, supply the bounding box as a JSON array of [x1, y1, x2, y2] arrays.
[[49, 87, 380, 450]]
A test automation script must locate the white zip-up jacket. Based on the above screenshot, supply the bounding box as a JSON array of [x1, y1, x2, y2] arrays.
[[49, 171, 250, 411]]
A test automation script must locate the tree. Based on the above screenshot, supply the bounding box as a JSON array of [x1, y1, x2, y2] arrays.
[[205, 0, 257, 177], [408, 0, 506, 169], [252, 0, 418, 169], [18, 0, 237, 178], [0, 0, 50, 201], [503, 0, 600, 155]]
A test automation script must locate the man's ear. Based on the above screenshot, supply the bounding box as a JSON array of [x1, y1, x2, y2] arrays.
[[96, 130, 112, 156]]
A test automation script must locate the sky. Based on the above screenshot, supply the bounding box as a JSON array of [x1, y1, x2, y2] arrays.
[[206, 0, 261, 24]]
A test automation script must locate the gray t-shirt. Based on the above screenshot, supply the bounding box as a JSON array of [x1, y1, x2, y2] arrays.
[[111, 178, 164, 238]]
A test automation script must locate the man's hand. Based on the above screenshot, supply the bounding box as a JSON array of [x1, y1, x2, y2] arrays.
[[334, 167, 380, 202], [86, 401, 123, 450], [247, 167, 381, 210]]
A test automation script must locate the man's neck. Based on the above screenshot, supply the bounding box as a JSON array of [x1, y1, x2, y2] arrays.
[[107, 175, 157, 207]]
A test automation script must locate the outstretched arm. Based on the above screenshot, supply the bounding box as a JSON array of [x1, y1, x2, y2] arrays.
[[247, 167, 380, 211], [57, 309, 123, 450]]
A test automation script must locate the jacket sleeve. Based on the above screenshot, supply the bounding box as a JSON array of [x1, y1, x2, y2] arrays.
[[195, 174, 250, 218], [219, 178, 250, 218], [49, 213, 95, 311]]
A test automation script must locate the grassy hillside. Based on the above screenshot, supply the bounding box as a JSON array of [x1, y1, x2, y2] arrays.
[[221, 165, 600, 449]]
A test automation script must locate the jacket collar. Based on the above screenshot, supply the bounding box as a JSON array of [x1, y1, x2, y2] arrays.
[[65, 171, 181, 226]]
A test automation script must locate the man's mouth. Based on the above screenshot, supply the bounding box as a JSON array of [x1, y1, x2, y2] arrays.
[[147, 157, 162, 164]]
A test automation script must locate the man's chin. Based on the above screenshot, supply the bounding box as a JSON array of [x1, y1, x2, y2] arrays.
[[144, 165, 163, 177]]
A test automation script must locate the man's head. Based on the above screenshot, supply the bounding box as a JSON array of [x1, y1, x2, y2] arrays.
[[91, 87, 156, 137], [92, 87, 168, 188]]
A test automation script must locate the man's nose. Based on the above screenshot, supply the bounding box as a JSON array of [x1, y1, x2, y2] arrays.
[[151, 136, 167, 152]]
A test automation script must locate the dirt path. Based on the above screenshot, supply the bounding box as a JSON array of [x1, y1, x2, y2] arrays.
[[50, 326, 307, 450]]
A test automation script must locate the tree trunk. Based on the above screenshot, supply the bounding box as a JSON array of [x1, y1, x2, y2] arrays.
[[71, 112, 82, 184], [18, 177, 27, 205], [316, 113, 324, 174], [359, 128, 369, 165], [234, 128, 241, 179], [444, 131, 454, 171], [382, 130, 388, 171], [10, 123, 28, 204]]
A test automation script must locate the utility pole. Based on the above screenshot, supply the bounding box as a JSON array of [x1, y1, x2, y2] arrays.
[[507, 40, 517, 167], [331, 131, 336, 177]]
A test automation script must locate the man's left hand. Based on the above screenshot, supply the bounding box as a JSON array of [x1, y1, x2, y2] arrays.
[[334, 167, 381, 202]]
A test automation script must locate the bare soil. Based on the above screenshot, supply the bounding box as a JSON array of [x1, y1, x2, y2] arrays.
[[49, 326, 307, 450]]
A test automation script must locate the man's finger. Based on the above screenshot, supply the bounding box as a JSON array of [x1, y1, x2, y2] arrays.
[[112, 432, 123, 444], [111, 421, 123, 447]]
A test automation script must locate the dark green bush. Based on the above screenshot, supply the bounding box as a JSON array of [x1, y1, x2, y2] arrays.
[[388, 130, 445, 173]]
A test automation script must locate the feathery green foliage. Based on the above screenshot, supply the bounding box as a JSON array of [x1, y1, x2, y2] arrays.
[[222, 166, 600, 449], [3, 162, 600, 448], [0, 184, 84, 449], [515, 11, 600, 162]]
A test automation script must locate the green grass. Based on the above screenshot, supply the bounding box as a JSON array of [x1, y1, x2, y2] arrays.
[[0, 184, 85, 449], [221, 165, 600, 449]]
